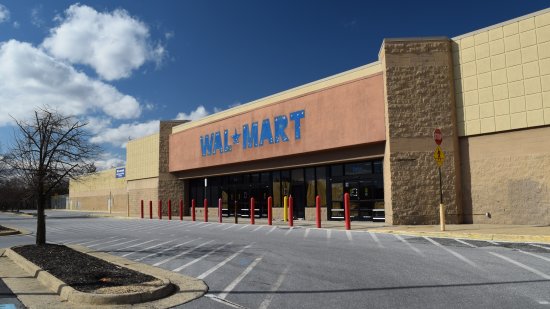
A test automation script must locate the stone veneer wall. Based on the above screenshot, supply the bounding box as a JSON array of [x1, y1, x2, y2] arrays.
[[380, 38, 462, 225], [158, 121, 188, 217]]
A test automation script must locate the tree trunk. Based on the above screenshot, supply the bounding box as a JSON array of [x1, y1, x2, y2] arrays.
[[36, 194, 46, 245]]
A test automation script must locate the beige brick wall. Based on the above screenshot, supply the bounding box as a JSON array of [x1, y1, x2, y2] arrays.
[[460, 126, 550, 224], [453, 9, 550, 136], [69, 168, 128, 213], [127, 178, 159, 217], [126, 133, 160, 181], [381, 38, 462, 225]]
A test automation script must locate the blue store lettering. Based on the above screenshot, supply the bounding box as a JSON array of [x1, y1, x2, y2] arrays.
[[200, 109, 305, 157]]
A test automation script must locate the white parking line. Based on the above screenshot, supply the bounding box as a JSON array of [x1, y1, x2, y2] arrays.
[[266, 226, 276, 235], [258, 265, 290, 309], [252, 226, 263, 232], [84, 237, 126, 248], [134, 239, 195, 262], [530, 244, 550, 250], [369, 232, 383, 248], [394, 234, 424, 256], [199, 223, 213, 229], [517, 249, 550, 263], [153, 240, 215, 266], [346, 230, 353, 242], [304, 228, 311, 239], [424, 237, 478, 268], [116, 239, 158, 253], [121, 240, 174, 257], [238, 225, 249, 230], [455, 239, 477, 248], [77, 236, 117, 246], [95, 239, 141, 250], [217, 256, 263, 300], [489, 252, 550, 279], [172, 242, 234, 272], [284, 228, 293, 236], [326, 229, 332, 241], [223, 224, 237, 231], [197, 244, 254, 280]]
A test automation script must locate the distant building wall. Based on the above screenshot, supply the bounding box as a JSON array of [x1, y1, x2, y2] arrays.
[[69, 168, 127, 213]]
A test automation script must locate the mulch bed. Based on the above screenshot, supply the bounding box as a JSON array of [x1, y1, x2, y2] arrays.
[[12, 244, 158, 293]]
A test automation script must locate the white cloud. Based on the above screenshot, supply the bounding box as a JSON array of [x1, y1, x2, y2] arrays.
[[84, 116, 112, 134], [94, 152, 125, 171], [0, 40, 142, 126], [12, 21, 19, 28], [0, 4, 10, 23], [31, 5, 44, 28], [175, 106, 210, 121], [90, 120, 159, 148], [42, 4, 165, 81]]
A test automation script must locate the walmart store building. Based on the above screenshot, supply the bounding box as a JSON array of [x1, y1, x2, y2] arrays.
[[70, 9, 550, 225]]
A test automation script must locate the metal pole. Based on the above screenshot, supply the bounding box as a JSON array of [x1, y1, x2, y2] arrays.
[[439, 167, 443, 204], [234, 200, 238, 224], [344, 193, 351, 230], [250, 197, 255, 225], [439, 166, 446, 231], [267, 196, 273, 226]]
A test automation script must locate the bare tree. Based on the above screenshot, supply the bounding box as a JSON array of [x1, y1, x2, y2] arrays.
[[5, 107, 100, 245]]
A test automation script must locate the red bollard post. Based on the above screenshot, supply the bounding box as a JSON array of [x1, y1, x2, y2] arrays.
[[316, 195, 321, 228], [204, 198, 208, 222], [250, 197, 255, 225], [218, 198, 222, 223], [179, 199, 183, 221], [289, 196, 294, 227], [191, 199, 196, 221], [344, 193, 351, 230], [140, 200, 144, 219], [168, 199, 172, 220], [267, 196, 273, 226], [158, 200, 162, 220], [149, 201, 152, 219]]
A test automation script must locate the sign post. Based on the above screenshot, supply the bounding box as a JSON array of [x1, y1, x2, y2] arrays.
[[433, 129, 446, 231]]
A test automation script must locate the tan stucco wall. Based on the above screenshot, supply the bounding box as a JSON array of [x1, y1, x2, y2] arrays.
[[172, 62, 382, 134], [126, 133, 160, 181], [460, 126, 550, 224], [69, 168, 128, 213], [453, 9, 550, 136], [381, 38, 462, 225], [170, 73, 386, 172]]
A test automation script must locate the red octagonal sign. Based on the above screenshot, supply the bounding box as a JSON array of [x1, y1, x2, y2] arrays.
[[434, 128, 443, 145]]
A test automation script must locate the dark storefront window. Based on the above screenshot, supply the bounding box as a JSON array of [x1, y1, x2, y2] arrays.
[[187, 158, 384, 221], [305, 168, 315, 207], [316, 167, 327, 207], [272, 171, 281, 207]]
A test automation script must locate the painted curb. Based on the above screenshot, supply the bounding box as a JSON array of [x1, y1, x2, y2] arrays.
[[370, 229, 550, 243], [5, 247, 174, 305]]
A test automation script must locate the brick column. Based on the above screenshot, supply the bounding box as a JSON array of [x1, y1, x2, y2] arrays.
[[380, 38, 462, 225]]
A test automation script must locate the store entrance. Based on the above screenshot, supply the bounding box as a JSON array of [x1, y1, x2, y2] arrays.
[[187, 158, 384, 222]]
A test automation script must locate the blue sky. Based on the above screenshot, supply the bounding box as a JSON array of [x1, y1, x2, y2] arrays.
[[0, 1, 548, 169]]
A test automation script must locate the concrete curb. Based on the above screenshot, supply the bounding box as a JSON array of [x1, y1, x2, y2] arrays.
[[5, 247, 174, 305], [0, 224, 31, 236], [370, 229, 550, 243]]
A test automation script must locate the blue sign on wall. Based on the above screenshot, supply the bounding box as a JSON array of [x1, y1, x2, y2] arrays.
[[115, 167, 126, 178], [200, 109, 305, 157]]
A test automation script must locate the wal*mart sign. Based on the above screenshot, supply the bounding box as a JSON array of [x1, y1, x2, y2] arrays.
[[200, 110, 305, 157]]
